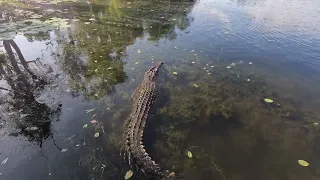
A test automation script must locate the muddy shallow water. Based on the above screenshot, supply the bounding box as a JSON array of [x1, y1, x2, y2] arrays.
[[0, 0, 320, 180]]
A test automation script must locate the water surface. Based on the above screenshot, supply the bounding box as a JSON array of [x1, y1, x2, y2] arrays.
[[1, 0, 320, 179]]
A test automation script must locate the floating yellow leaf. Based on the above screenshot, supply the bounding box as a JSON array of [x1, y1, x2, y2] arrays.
[[264, 98, 273, 103], [173, 72, 178, 75], [187, 151, 193, 158], [137, 49, 142, 53], [298, 160, 309, 167], [193, 84, 199, 88], [94, 132, 100, 138], [124, 170, 133, 179], [83, 124, 88, 128]]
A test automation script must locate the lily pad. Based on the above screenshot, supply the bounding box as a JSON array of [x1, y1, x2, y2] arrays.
[[187, 151, 193, 158], [124, 170, 133, 179], [264, 98, 273, 103], [298, 160, 309, 167]]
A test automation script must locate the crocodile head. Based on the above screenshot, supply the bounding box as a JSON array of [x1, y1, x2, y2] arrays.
[[144, 62, 163, 81]]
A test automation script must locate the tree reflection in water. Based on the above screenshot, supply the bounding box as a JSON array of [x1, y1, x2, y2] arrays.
[[0, 39, 61, 148]]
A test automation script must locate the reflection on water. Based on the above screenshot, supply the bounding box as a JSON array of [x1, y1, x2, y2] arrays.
[[0, 39, 61, 147], [0, 0, 320, 179]]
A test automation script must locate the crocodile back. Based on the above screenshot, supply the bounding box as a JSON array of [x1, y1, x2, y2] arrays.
[[124, 62, 164, 177]]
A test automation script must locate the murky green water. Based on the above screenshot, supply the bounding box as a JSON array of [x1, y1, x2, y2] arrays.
[[1, 0, 320, 179]]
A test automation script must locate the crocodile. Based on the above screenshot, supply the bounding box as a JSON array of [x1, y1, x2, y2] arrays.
[[123, 62, 164, 178]]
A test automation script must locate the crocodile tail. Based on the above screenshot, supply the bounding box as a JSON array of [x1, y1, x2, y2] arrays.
[[132, 145, 163, 177]]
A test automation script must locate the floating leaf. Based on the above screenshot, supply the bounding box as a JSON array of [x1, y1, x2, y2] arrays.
[[1, 158, 8, 165], [193, 84, 199, 88], [172, 72, 178, 75], [264, 98, 273, 103], [60, 24, 71, 28], [85, 108, 95, 113], [168, 172, 175, 177], [25, 126, 38, 131], [187, 151, 193, 158], [30, 127, 38, 131], [124, 170, 133, 179], [298, 160, 309, 167], [61, 148, 68, 153], [91, 120, 97, 124], [137, 49, 142, 53], [83, 124, 88, 128], [94, 132, 100, 138]]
